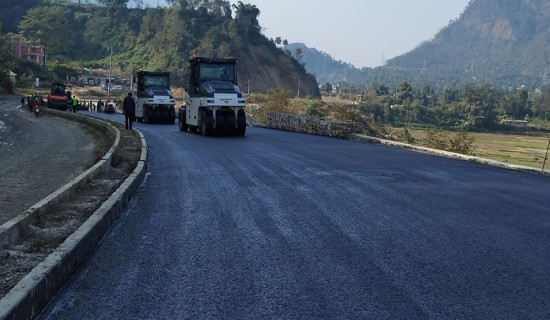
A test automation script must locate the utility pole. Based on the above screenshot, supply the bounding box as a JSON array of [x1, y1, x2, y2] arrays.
[[108, 44, 112, 99], [130, 67, 134, 92], [42, 43, 46, 67]]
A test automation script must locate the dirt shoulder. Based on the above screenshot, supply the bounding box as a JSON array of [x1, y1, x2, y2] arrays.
[[0, 103, 142, 298], [0, 96, 110, 225]]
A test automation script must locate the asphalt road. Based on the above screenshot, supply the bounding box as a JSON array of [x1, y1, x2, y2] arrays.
[[39, 112, 550, 319]]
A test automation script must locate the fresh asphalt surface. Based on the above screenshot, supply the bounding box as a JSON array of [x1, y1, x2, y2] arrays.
[[39, 112, 550, 319]]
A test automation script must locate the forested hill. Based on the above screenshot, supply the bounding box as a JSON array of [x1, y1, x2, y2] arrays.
[[386, 0, 550, 87], [0, 0, 320, 97], [288, 0, 549, 89], [284, 43, 365, 85]]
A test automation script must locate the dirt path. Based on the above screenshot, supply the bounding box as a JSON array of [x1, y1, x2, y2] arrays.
[[0, 104, 141, 299], [0, 96, 102, 225]]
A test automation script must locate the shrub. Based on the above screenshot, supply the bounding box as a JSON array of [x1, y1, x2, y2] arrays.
[[305, 101, 327, 118], [400, 128, 415, 144], [265, 88, 291, 113], [448, 128, 475, 154], [424, 126, 475, 155], [330, 104, 362, 122], [424, 126, 449, 150]]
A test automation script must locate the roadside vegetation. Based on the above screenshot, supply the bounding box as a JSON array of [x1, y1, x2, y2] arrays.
[[243, 83, 550, 169], [0, 0, 319, 96]]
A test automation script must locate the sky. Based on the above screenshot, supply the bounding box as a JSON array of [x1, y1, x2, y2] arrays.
[[141, 0, 471, 69]]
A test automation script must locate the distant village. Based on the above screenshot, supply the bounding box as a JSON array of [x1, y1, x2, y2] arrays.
[[8, 35, 130, 92]]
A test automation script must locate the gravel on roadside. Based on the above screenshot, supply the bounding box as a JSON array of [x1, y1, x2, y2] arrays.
[[0, 115, 142, 298]]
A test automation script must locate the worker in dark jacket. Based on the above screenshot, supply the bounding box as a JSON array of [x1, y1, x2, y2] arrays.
[[123, 92, 136, 130]]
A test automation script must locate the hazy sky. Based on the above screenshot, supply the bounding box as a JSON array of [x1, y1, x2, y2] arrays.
[[142, 0, 471, 68]]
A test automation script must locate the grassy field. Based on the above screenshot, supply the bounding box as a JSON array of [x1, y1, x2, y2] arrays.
[[386, 127, 550, 169]]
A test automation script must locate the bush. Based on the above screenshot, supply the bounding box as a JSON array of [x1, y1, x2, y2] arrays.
[[330, 104, 362, 122], [246, 89, 291, 123], [266, 88, 291, 112], [424, 126, 475, 155], [400, 128, 415, 144], [448, 128, 475, 154], [305, 101, 327, 118], [424, 126, 449, 150]]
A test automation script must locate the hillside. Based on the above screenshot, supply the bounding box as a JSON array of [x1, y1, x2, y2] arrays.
[[284, 43, 365, 85], [387, 0, 550, 87], [0, 1, 320, 97], [294, 0, 550, 89]]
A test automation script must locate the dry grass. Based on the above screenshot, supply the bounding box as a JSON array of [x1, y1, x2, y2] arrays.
[[385, 126, 550, 169]]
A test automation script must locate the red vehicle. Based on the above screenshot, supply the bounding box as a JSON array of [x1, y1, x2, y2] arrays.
[[47, 82, 68, 110], [33, 99, 41, 116]]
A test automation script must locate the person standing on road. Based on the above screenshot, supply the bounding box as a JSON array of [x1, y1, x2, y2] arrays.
[[123, 92, 136, 130], [72, 96, 78, 113], [66, 90, 72, 110], [21, 97, 25, 108]]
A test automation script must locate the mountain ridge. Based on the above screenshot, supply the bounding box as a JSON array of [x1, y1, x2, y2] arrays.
[[296, 0, 550, 89]]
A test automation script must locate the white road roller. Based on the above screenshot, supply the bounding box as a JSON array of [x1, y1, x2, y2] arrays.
[[179, 57, 246, 136]]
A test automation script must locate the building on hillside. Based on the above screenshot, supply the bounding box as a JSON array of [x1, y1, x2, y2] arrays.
[[11, 36, 45, 64], [77, 75, 106, 86], [501, 119, 528, 127]]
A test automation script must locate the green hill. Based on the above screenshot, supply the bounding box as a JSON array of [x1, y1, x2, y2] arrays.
[[292, 0, 550, 89], [284, 43, 365, 86], [0, 1, 320, 97], [387, 0, 550, 87]]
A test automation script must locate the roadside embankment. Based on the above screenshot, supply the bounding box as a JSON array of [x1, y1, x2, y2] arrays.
[[262, 112, 364, 138], [0, 108, 147, 320]]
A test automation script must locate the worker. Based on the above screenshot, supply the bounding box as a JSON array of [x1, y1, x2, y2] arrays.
[[123, 92, 136, 130], [66, 90, 72, 110], [72, 96, 78, 113]]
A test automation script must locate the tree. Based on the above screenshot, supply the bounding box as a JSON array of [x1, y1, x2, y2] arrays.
[[0, 24, 14, 92], [294, 47, 303, 63], [374, 84, 389, 96], [275, 36, 281, 46], [232, 1, 260, 40], [18, 6, 72, 57], [282, 39, 288, 46], [533, 88, 550, 119], [503, 89, 529, 119], [462, 84, 501, 127], [394, 81, 413, 104], [97, 0, 129, 7]]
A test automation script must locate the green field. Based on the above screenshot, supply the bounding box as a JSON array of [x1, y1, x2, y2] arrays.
[[469, 132, 549, 168], [386, 127, 550, 169]]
